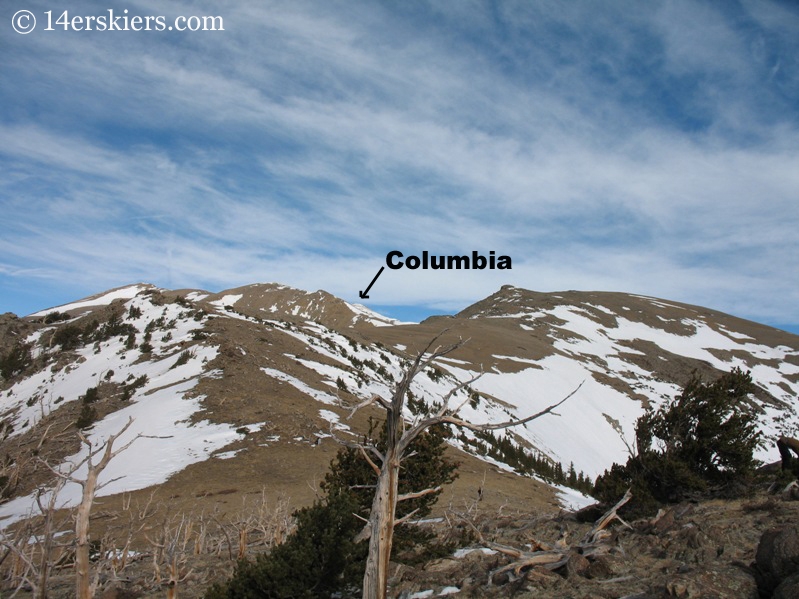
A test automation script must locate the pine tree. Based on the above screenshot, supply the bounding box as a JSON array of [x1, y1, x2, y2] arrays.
[[594, 368, 761, 514], [0, 343, 32, 380], [204, 492, 364, 599], [205, 421, 458, 598], [321, 421, 458, 561], [567, 462, 577, 487]]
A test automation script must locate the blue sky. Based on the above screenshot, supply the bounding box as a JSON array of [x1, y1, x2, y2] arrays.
[[1, 1, 798, 332]]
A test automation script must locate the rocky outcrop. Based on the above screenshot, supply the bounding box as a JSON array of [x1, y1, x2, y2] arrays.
[[386, 495, 799, 599], [755, 523, 799, 597]]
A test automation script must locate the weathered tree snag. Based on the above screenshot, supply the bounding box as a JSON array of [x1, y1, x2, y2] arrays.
[[777, 436, 799, 470], [456, 488, 632, 582], [361, 449, 400, 598], [74, 418, 138, 599], [34, 478, 66, 599], [349, 332, 584, 599], [579, 488, 632, 547], [42, 418, 138, 599]]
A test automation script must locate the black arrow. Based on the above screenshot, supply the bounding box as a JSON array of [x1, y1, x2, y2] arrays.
[[359, 266, 384, 299]]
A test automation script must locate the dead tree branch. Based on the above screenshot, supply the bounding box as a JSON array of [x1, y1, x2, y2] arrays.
[[354, 333, 583, 599]]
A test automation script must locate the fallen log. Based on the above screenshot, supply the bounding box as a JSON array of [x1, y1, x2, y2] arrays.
[[580, 488, 632, 547]]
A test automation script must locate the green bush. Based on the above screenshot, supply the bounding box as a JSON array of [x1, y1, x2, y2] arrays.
[[90, 313, 136, 344], [52, 324, 84, 350], [81, 386, 99, 404], [43, 311, 69, 324], [594, 368, 761, 515], [120, 374, 148, 401], [205, 423, 459, 597], [204, 492, 364, 599], [321, 422, 458, 561], [0, 343, 32, 380], [75, 404, 97, 429], [170, 350, 193, 369]]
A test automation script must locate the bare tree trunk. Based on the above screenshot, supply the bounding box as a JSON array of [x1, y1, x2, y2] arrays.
[[350, 334, 583, 599], [362, 450, 399, 599], [36, 487, 61, 599], [167, 554, 179, 599], [37, 418, 137, 599], [75, 466, 99, 599]]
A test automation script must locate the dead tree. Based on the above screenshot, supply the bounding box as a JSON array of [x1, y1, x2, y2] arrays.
[[0, 476, 70, 599], [461, 488, 632, 581], [777, 436, 799, 471], [145, 514, 192, 599], [347, 333, 583, 599], [0, 424, 80, 598], [45, 417, 139, 599]]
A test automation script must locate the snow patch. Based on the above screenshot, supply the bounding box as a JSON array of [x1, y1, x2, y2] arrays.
[[440, 587, 460, 595], [344, 302, 407, 326], [29, 285, 150, 317], [554, 484, 597, 511], [209, 294, 243, 309], [454, 547, 497, 558], [214, 450, 241, 460], [319, 409, 350, 431], [261, 368, 337, 405], [0, 372, 260, 526]]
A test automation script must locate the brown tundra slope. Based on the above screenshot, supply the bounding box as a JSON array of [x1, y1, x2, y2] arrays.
[[0, 282, 797, 596]]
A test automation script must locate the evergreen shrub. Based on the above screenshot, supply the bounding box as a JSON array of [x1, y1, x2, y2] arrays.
[[594, 367, 761, 515], [204, 423, 458, 597]]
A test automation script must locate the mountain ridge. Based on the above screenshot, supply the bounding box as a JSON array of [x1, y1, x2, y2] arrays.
[[1, 281, 797, 529]]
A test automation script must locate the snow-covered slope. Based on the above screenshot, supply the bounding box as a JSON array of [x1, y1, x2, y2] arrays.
[[0, 289, 263, 524], [436, 286, 799, 476], [1, 283, 797, 527], [27, 283, 154, 317]]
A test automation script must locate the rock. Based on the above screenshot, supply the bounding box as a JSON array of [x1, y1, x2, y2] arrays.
[[756, 525, 799, 577], [491, 570, 510, 585], [774, 573, 799, 599], [665, 579, 697, 597], [700, 567, 759, 599], [566, 553, 590, 578], [649, 507, 676, 533], [783, 481, 799, 501], [672, 524, 716, 564], [458, 575, 480, 593], [100, 587, 141, 599], [585, 555, 614, 580], [662, 567, 758, 599], [755, 524, 799, 593], [425, 558, 460, 573]]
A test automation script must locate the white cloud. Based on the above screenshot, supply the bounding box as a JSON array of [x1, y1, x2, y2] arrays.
[[1, 0, 797, 328]]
